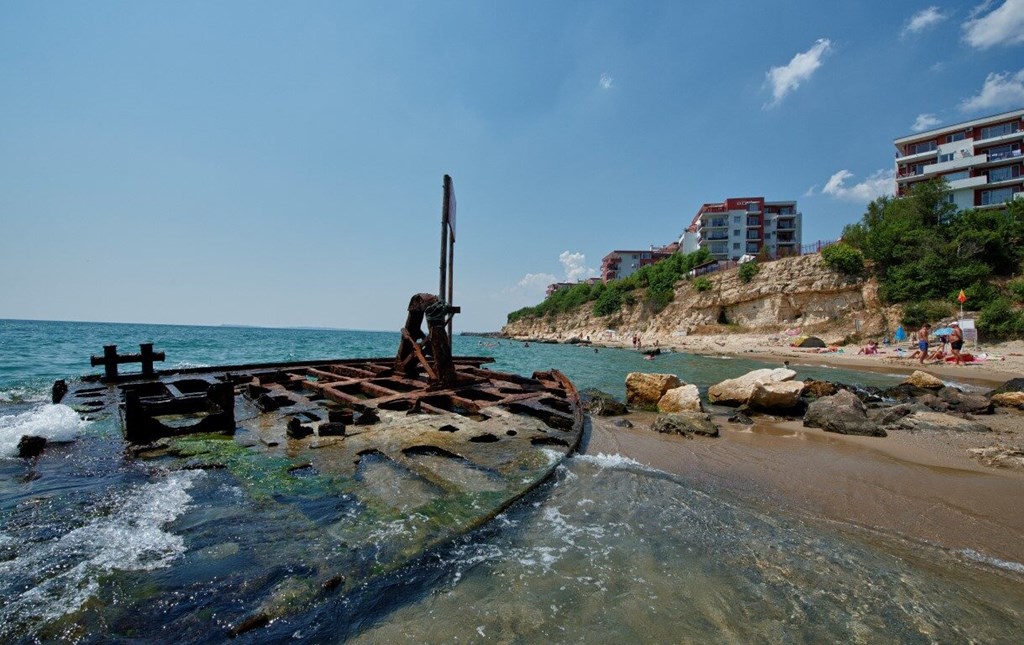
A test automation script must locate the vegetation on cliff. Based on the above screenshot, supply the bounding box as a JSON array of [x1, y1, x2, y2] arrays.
[[841, 180, 1024, 337], [507, 248, 711, 323]]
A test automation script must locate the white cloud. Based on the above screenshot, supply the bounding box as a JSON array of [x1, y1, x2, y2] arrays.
[[960, 68, 1024, 111], [903, 7, 948, 36], [764, 39, 832, 107], [599, 73, 614, 90], [559, 251, 597, 282], [803, 185, 818, 197], [516, 273, 558, 290], [963, 0, 1024, 48], [822, 169, 895, 202], [912, 113, 942, 131], [930, 61, 947, 73]]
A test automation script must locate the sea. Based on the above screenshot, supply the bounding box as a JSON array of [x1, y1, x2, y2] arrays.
[[1, 319, 1022, 643]]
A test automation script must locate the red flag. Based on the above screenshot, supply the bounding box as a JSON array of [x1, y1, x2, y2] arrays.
[[957, 289, 967, 304]]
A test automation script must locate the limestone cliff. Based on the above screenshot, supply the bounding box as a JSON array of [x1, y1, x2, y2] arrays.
[[501, 254, 898, 345]]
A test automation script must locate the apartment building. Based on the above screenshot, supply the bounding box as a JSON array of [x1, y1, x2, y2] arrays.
[[600, 244, 678, 283], [679, 197, 801, 261], [894, 108, 1023, 211]]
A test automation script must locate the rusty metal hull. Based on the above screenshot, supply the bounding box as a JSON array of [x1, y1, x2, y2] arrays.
[[55, 356, 583, 635]]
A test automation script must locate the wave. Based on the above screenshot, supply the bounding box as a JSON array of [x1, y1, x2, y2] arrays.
[[0, 404, 91, 458]]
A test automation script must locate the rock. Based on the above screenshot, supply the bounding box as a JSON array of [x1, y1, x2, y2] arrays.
[[991, 392, 1024, 409], [318, 422, 346, 437], [612, 418, 634, 428], [869, 403, 920, 426], [355, 409, 380, 426], [904, 370, 944, 389], [989, 378, 1024, 396], [936, 387, 993, 415], [328, 408, 355, 424], [626, 373, 682, 407], [17, 435, 47, 459], [581, 388, 629, 416], [707, 368, 796, 407], [881, 383, 936, 402], [749, 381, 805, 412], [968, 445, 1024, 470], [890, 411, 990, 433], [804, 390, 886, 436], [657, 385, 702, 413], [802, 379, 839, 399], [728, 412, 753, 425], [652, 413, 719, 438], [286, 418, 314, 439]]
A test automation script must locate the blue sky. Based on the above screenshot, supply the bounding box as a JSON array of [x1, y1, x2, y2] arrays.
[[2, 1, 1023, 332]]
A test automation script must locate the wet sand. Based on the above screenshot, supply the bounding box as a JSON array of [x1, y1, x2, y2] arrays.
[[583, 410, 1024, 566]]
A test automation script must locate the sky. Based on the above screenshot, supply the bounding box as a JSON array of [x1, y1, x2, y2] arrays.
[[2, 1, 1024, 332]]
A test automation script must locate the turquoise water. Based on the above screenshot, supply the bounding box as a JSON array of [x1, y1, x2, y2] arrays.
[[1, 319, 1022, 643]]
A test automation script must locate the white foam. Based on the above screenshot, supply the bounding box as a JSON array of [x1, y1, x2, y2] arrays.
[[0, 470, 202, 634], [0, 387, 47, 404], [959, 549, 1024, 574], [0, 404, 91, 458], [575, 452, 661, 474]]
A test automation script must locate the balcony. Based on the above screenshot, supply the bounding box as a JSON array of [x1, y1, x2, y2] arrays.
[[705, 232, 728, 240], [947, 175, 987, 191], [702, 218, 728, 228], [777, 220, 797, 230], [923, 153, 986, 176], [745, 232, 761, 240], [895, 147, 939, 164], [979, 148, 1023, 166]]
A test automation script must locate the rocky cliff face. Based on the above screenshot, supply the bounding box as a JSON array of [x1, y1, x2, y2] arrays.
[[502, 254, 896, 345]]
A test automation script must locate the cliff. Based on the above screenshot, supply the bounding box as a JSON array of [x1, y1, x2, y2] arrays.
[[501, 254, 898, 345]]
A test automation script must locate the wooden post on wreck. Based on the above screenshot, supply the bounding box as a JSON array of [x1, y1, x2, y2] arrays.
[[439, 174, 456, 345]]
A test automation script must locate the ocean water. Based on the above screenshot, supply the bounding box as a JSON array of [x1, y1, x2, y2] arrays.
[[1, 319, 1022, 643]]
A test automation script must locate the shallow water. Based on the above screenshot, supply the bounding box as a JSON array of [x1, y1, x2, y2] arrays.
[[1, 319, 1021, 643]]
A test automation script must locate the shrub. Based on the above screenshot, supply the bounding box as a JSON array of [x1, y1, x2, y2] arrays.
[[693, 277, 712, 292], [978, 297, 1024, 338], [820, 243, 864, 276], [592, 288, 623, 317], [738, 262, 759, 283], [901, 300, 953, 329], [1009, 279, 1024, 303]]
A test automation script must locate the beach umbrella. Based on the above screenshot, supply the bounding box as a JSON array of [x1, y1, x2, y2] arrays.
[[894, 326, 906, 342], [957, 289, 966, 319], [932, 327, 953, 338]]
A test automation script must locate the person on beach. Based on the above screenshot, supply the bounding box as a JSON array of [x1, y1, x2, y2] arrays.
[[857, 340, 878, 355], [949, 322, 965, 366], [916, 323, 930, 365]]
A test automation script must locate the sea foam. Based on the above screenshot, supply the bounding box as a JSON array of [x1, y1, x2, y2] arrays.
[[0, 470, 202, 634], [0, 404, 90, 458]]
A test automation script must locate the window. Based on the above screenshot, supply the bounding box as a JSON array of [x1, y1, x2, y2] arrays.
[[946, 132, 966, 143], [944, 193, 956, 204], [746, 217, 760, 226], [943, 171, 969, 181], [710, 243, 728, 254], [733, 229, 740, 236], [733, 215, 740, 224], [746, 243, 760, 254], [985, 144, 1021, 162], [938, 153, 955, 163], [909, 141, 937, 154], [980, 187, 1015, 205], [732, 242, 740, 250], [746, 231, 760, 240], [980, 122, 1019, 140], [989, 166, 1014, 183], [746, 203, 760, 212]]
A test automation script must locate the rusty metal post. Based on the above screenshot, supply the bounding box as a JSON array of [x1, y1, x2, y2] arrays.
[[439, 177, 449, 302], [102, 345, 118, 380]]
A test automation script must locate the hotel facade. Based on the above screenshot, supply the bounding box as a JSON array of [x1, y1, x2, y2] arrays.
[[894, 108, 1023, 211], [679, 197, 801, 261]]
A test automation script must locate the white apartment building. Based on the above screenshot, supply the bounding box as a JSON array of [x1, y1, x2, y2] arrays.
[[894, 108, 1023, 211], [679, 197, 802, 261]]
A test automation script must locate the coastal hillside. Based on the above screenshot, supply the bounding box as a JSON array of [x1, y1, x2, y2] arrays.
[[501, 254, 895, 345]]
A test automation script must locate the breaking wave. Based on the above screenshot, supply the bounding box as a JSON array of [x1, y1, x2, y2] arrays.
[[0, 404, 90, 458]]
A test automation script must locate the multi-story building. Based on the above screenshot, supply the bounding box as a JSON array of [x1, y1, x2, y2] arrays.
[[679, 197, 801, 261], [894, 108, 1023, 211], [600, 244, 677, 283]]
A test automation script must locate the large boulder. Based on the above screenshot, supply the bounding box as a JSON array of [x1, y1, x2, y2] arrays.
[[991, 392, 1024, 409], [657, 385, 703, 413], [652, 413, 719, 438], [989, 378, 1024, 396], [936, 387, 993, 415], [804, 390, 886, 437], [708, 368, 797, 407], [889, 411, 990, 433], [581, 388, 629, 416], [749, 381, 805, 412], [904, 370, 944, 390], [626, 373, 682, 407]]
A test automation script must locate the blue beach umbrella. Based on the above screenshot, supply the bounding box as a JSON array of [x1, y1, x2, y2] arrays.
[[932, 327, 953, 338], [894, 326, 906, 342]]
